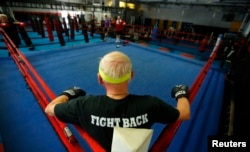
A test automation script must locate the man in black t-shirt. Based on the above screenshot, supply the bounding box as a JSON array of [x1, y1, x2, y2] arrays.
[[45, 51, 190, 151]]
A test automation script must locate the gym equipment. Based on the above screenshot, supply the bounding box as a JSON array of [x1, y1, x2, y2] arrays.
[[53, 17, 65, 46]]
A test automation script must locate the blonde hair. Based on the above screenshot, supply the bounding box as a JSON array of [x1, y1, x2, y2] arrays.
[[99, 51, 132, 83]]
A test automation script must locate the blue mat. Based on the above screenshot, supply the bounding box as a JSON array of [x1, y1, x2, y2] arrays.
[[0, 41, 225, 152], [0, 58, 66, 152], [168, 68, 224, 151]]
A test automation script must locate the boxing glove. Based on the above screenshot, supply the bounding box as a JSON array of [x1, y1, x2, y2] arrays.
[[60, 86, 86, 100], [171, 85, 189, 100]]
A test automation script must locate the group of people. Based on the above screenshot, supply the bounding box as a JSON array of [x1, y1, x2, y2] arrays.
[[89, 14, 126, 43], [45, 50, 191, 151]]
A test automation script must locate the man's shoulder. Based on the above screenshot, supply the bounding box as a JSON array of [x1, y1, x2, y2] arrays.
[[83, 95, 105, 100]]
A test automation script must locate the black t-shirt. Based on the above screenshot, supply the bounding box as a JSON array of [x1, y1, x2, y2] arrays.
[[54, 94, 179, 151]]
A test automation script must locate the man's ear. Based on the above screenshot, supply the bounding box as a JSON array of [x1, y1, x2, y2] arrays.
[[128, 70, 134, 83], [131, 70, 134, 79], [97, 73, 104, 84]]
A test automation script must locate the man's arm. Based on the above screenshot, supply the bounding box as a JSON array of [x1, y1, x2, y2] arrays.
[[44, 87, 86, 116], [171, 85, 190, 120], [45, 95, 69, 116], [176, 97, 190, 120]]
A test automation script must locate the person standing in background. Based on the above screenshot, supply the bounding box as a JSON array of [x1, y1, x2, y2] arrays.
[[115, 15, 125, 43], [90, 14, 96, 38], [104, 15, 110, 40]]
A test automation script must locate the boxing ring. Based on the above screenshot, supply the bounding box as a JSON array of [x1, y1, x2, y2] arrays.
[[0, 27, 225, 152]]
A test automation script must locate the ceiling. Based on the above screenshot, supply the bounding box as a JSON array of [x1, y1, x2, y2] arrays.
[[137, 0, 250, 7], [0, 0, 249, 13], [137, 0, 250, 14], [1, 0, 250, 6]]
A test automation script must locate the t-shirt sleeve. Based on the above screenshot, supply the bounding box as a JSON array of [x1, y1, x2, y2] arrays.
[[149, 96, 180, 123], [54, 98, 81, 125]]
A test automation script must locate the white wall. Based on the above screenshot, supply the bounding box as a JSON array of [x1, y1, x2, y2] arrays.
[[141, 4, 232, 28]]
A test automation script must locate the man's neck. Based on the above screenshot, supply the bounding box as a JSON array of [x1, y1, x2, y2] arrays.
[[107, 91, 129, 100], [104, 81, 129, 99]]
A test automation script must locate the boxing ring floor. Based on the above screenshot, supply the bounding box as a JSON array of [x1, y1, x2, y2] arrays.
[[0, 41, 225, 152]]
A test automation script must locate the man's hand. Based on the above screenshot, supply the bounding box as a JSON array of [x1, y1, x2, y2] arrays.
[[60, 86, 86, 100], [171, 85, 189, 100]]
